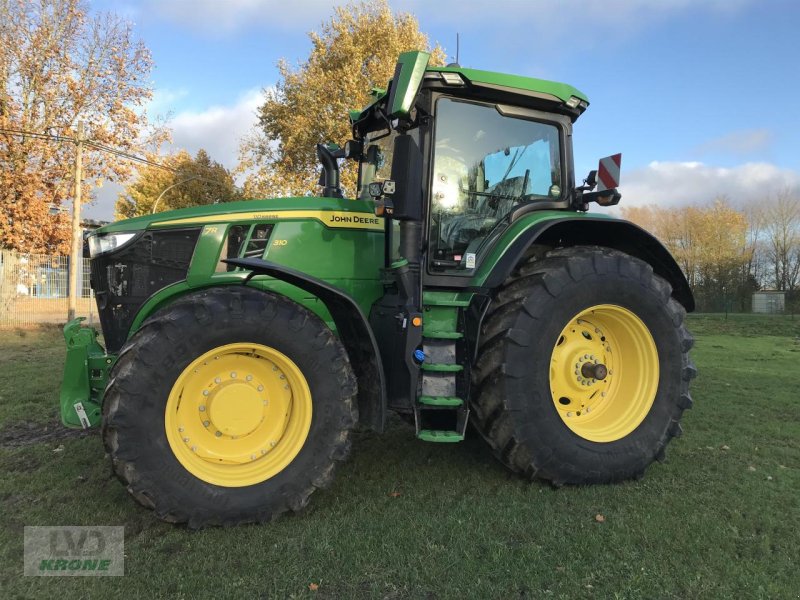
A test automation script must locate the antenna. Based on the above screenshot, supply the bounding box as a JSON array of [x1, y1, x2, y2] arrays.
[[456, 33, 460, 65]]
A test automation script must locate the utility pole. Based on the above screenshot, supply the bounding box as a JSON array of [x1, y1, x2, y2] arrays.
[[67, 121, 84, 321]]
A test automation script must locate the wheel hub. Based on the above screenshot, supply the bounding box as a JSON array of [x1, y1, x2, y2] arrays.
[[208, 381, 265, 437], [580, 362, 608, 381]]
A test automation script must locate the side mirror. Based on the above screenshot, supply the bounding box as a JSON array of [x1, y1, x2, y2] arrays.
[[388, 135, 423, 220]]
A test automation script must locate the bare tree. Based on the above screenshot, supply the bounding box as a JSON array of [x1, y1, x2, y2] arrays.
[[762, 189, 800, 291]]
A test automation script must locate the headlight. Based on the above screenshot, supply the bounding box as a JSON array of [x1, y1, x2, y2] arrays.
[[87, 232, 138, 258]]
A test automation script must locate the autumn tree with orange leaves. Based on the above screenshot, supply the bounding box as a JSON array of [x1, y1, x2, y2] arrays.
[[0, 0, 158, 253], [622, 194, 800, 312], [238, 0, 445, 198]]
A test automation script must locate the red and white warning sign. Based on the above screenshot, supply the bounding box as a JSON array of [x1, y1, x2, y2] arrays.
[[596, 153, 622, 192]]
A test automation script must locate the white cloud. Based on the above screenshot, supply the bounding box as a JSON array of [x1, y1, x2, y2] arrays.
[[694, 129, 774, 157], [166, 88, 264, 169], [621, 160, 800, 208], [84, 88, 266, 221]]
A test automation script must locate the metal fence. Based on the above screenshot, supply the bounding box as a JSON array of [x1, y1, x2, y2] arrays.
[[0, 250, 97, 328]]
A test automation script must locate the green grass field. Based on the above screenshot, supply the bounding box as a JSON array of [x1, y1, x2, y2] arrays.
[[1, 314, 799, 599]]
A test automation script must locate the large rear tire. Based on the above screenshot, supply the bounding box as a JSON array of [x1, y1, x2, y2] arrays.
[[471, 246, 696, 484], [102, 286, 357, 527]]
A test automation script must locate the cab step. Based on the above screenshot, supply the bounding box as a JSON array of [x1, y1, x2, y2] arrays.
[[418, 395, 464, 407], [420, 363, 463, 373], [417, 429, 465, 443], [423, 330, 463, 340]]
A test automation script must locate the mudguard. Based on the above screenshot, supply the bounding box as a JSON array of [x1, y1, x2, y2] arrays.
[[479, 216, 694, 311], [225, 257, 387, 432]]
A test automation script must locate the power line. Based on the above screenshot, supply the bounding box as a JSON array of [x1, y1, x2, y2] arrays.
[[1, 126, 243, 197], [0, 127, 178, 172], [84, 140, 178, 172], [0, 126, 73, 143]]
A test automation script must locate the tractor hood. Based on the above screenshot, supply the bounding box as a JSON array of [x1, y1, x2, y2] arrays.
[[95, 196, 379, 234]]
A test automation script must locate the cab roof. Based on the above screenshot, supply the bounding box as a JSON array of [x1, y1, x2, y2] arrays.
[[349, 51, 589, 126]]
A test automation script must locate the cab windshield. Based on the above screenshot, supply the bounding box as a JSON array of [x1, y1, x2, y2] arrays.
[[430, 98, 563, 269]]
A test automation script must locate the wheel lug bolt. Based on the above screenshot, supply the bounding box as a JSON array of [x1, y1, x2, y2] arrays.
[[203, 390, 210, 397], [203, 420, 210, 427], [246, 375, 253, 381], [601, 392, 607, 397], [230, 372, 237, 379], [214, 377, 221, 384], [183, 437, 189, 443], [261, 449, 267, 455], [586, 407, 591, 413], [199, 405, 206, 412], [191, 446, 197, 452], [584, 354, 589, 359], [251, 454, 256, 460], [215, 431, 222, 437], [279, 375, 285, 380], [257, 385, 264, 392], [566, 412, 573, 417], [270, 441, 277, 447]]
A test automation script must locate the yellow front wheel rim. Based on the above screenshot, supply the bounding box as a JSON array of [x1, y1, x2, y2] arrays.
[[549, 304, 659, 443], [165, 343, 312, 487]]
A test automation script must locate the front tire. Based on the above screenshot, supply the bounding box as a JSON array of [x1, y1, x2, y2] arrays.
[[103, 287, 357, 527], [471, 246, 696, 484]]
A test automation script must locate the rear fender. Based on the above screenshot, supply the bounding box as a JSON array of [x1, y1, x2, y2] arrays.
[[481, 217, 694, 311]]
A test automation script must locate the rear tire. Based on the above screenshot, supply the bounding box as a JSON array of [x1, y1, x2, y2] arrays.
[[102, 286, 357, 527], [471, 246, 696, 484]]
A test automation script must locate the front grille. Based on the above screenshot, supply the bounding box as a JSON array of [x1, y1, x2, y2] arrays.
[[91, 228, 201, 352]]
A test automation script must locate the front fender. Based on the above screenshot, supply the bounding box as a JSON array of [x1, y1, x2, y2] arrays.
[[225, 258, 387, 432]]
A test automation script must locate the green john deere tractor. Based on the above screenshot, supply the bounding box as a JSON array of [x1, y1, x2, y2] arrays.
[[60, 51, 695, 527]]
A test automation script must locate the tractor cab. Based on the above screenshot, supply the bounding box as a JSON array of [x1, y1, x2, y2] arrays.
[[326, 52, 619, 281]]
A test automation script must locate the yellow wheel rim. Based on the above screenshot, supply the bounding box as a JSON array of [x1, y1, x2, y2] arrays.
[[165, 343, 312, 487], [549, 304, 659, 443]]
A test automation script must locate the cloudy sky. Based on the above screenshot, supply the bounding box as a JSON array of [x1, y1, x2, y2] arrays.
[[87, 0, 800, 219]]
